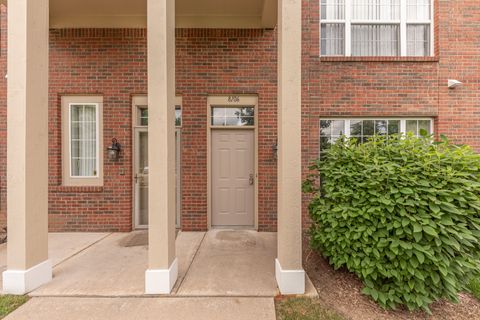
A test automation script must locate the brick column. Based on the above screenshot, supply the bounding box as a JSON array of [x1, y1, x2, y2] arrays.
[[276, 0, 305, 294], [145, 0, 178, 294], [2, 0, 52, 294]]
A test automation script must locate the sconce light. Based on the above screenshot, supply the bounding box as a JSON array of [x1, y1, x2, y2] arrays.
[[272, 141, 278, 160], [107, 138, 121, 160]]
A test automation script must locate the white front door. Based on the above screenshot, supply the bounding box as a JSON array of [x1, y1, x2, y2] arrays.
[[211, 129, 255, 227]]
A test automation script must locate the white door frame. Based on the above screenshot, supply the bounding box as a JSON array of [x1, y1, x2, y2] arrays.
[[133, 126, 149, 229], [132, 96, 182, 230], [207, 95, 259, 230]]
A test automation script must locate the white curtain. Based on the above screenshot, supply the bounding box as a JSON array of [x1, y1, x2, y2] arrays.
[[321, 0, 345, 20], [352, 0, 400, 20], [71, 105, 97, 177], [321, 23, 345, 55], [407, 24, 430, 56], [352, 24, 399, 56], [407, 0, 430, 21]]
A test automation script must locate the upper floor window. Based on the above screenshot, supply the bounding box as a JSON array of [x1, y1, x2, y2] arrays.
[[320, 0, 433, 57]]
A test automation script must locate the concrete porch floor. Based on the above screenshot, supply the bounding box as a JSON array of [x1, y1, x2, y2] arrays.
[[1, 230, 317, 298]]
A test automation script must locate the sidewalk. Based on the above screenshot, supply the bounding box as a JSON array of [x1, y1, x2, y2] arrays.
[[5, 297, 276, 320], [2, 230, 317, 319]]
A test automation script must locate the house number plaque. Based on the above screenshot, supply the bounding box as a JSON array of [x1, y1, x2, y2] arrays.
[[228, 96, 240, 103]]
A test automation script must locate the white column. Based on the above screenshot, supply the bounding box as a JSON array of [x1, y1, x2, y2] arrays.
[[276, 0, 305, 294], [145, 0, 178, 294], [2, 0, 52, 295]]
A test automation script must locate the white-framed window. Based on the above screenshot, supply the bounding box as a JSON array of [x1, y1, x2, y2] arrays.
[[320, 0, 433, 57], [210, 106, 255, 127], [320, 117, 433, 153], [134, 97, 182, 128], [69, 104, 100, 178], [62, 96, 103, 186], [175, 105, 182, 127]]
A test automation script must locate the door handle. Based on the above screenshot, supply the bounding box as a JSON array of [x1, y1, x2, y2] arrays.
[[249, 174, 254, 185]]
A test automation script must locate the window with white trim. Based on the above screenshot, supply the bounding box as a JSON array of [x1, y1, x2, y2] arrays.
[[320, 118, 433, 153], [70, 104, 99, 177], [211, 106, 255, 126], [320, 0, 433, 57], [62, 96, 103, 186], [134, 97, 183, 127]]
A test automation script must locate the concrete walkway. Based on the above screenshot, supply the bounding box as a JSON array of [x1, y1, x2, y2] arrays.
[[2, 230, 317, 319], [5, 297, 276, 320]]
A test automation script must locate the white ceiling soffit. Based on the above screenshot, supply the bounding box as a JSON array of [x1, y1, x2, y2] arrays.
[[48, 0, 277, 29]]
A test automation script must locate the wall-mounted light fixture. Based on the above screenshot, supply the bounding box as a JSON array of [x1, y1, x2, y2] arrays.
[[107, 138, 121, 160], [273, 141, 278, 160], [448, 79, 463, 89]]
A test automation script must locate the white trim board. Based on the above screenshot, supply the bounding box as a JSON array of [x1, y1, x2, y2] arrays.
[[275, 259, 305, 295], [3, 260, 52, 295], [145, 258, 178, 294]]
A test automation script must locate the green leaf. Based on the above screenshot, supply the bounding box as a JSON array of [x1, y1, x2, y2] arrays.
[[414, 251, 425, 264], [400, 188, 414, 195], [423, 226, 438, 237], [429, 203, 440, 214], [413, 223, 422, 233], [413, 232, 423, 242]]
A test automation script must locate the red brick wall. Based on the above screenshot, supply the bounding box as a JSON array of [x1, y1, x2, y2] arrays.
[[0, 25, 278, 232], [176, 29, 278, 231], [46, 28, 278, 232], [1, 0, 479, 233], [436, 0, 480, 149], [301, 0, 480, 230], [48, 29, 147, 232]]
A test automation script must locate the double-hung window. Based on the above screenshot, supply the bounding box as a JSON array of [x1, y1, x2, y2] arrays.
[[320, 118, 433, 153], [62, 96, 103, 186], [320, 0, 433, 56]]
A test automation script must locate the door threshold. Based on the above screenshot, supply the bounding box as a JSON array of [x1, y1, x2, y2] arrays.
[[210, 226, 257, 231]]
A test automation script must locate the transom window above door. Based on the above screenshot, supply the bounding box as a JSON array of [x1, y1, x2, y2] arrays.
[[135, 97, 182, 127], [320, 118, 433, 152], [211, 107, 255, 127], [320, 0, 433, 57]]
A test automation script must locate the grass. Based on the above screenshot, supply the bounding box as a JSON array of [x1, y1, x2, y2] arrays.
[[0, 295, 29, 319], [275, 297, 345, 320], [468, 278, 480, 301]]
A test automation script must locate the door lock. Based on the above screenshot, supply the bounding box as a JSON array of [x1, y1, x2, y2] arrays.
[[249, 174, 254, 185]]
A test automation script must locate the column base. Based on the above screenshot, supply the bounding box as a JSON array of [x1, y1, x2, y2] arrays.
[[275, 258, 305, 295], [145, 258, 178, 294], [3, 259, 52, 295]]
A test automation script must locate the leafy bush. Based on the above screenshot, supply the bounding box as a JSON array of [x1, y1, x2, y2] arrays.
[[304, 134, 480, 312], [468, 277, 480, 301]]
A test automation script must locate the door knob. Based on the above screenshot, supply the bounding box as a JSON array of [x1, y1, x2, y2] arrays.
[[249, 174, 254, 185]]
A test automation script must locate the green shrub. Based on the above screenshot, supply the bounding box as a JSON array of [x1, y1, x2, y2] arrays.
[[304, 134, 480, 312], [468, 277, 480, 300]]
